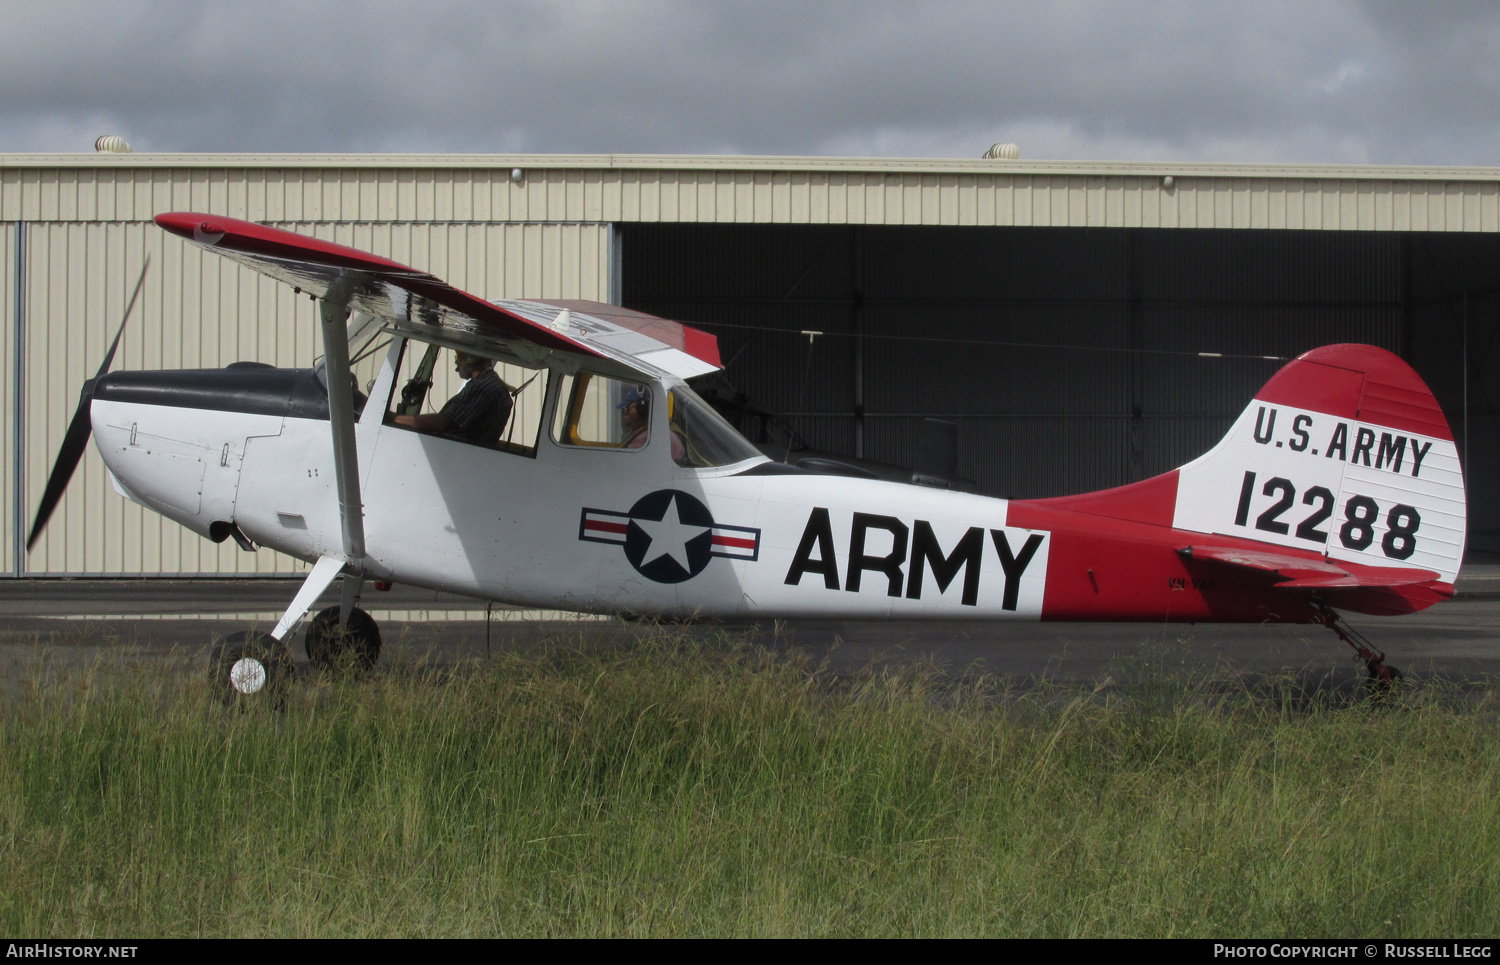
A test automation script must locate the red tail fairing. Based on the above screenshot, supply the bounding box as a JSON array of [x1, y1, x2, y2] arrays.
[[1255, 343, 1452, 442], [1006, 345, 1464, 622]]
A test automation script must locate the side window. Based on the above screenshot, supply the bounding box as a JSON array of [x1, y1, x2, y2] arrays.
[[348, 327, 393, 418], [383, 339, 548, 455], [552, 372, 651, 449]]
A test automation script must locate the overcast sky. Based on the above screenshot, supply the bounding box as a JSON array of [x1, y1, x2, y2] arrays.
[[3, 0, 1499, 165]]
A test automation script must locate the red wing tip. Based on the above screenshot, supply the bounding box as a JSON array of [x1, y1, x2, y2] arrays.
[[155, 211, 416, 273], [682, 325, 723, 368], [154, 211, 204, 234], [155, 211, 231, 247]]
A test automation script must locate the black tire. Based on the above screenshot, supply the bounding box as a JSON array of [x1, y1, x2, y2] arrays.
[[1365, 661, 1406, 704], [305, 605, 382, 672], [210, 631, 293, 705]]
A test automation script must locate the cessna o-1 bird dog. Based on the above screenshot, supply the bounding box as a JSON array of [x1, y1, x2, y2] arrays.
[[27, 213, 1467, 700]]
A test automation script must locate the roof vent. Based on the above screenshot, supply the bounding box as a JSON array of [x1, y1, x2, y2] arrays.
[[983, 142, 1019, 160], [94, 135, 132, 154]]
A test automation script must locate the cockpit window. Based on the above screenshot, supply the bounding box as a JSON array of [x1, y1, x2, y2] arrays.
[[667, 384, 765, 468], [382, 338, 547, 455]]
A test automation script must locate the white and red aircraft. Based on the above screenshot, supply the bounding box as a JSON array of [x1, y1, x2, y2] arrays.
[[27, 213, 1467, 699]]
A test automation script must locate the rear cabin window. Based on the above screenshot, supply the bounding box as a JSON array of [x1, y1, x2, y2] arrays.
[[551, 372, 652, 450]]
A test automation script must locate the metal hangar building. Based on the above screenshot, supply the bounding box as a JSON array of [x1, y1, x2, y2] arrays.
[[3, 151, 1498, 577]]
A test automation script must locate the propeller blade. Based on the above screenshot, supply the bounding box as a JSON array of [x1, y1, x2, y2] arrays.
[[25, 258, 150, 553], [25, 395, 94, 551], [95, 258, 149, 381]]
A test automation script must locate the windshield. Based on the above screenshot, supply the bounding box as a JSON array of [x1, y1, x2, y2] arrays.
[[667, 383, 765, 468]]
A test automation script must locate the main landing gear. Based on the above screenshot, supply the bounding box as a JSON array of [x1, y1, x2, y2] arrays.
[[207, 557, 385, 703], [305, 604, 382, 672], [1311, 602, 1404, 695]]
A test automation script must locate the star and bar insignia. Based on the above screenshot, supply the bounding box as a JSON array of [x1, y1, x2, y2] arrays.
[[579, 489, 760, 584]]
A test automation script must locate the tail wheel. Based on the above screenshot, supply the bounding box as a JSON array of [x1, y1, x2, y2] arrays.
[[1312, 603, 1405, 703], [1366, 660, 1405, 703], [305, 606, 382, 672], [210, 631, 293, 705]]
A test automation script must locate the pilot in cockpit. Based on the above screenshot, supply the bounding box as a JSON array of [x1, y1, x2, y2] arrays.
[[394, 351, 513, 445], [619, 386, 685, 462]]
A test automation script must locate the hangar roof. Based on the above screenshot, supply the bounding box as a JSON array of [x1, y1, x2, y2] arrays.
[[5, 153, 1500, 231]]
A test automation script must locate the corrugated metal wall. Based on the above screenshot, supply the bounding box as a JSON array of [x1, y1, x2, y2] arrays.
[[5, 160, 1500, 231], [3, 223, 17, 576], [3, 157, 1498, 574], [10, 219, 610, 575], [625, 224, 1407, 500], [1404, 233, 1500, 554]]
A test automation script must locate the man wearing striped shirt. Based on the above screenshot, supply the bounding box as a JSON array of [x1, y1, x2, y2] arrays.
[[394, 351, 513, 445]]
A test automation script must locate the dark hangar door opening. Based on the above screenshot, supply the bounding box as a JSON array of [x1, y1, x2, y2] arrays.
[[620, 223, 1500, 558]]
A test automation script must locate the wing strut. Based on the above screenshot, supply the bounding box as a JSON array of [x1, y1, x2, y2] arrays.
[[269, 288, 369, 640], [319, 291, 367, 567]]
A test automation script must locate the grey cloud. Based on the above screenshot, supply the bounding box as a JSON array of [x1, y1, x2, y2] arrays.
[[1, 0, 1498, 164]]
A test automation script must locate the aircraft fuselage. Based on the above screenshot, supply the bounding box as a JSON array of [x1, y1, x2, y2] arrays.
[[91, 359, 1449, 626]]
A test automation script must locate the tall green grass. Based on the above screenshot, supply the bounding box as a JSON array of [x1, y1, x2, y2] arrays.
[[2, 629, 1497, 937]]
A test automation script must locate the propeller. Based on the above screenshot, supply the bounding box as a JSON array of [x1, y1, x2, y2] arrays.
[[26, 259, 150, 552]]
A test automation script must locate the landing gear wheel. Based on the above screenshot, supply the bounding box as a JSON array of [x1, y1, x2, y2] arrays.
[[1366, 659, 1405, 703], [210, 631, 292, 706], [305, 605, 382, 673]]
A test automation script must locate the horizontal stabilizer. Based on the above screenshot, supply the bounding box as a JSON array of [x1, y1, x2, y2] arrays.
[[1178, 544, 1440, 588]]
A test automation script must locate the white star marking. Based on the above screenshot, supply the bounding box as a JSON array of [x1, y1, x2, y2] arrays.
[[633, 495, 710, 572]]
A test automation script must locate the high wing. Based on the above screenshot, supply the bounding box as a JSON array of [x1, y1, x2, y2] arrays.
[[153, 213, 721, 381]]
